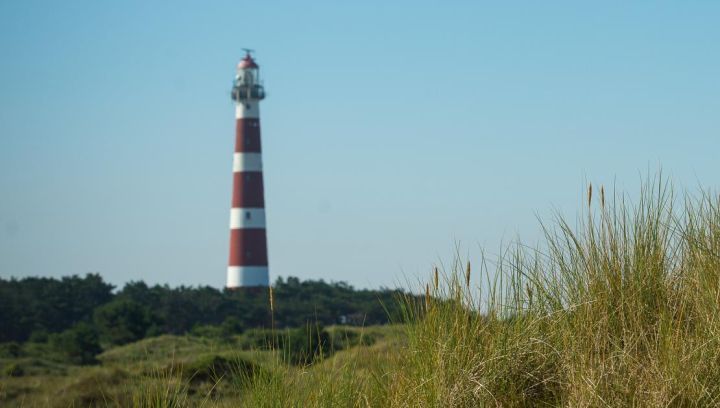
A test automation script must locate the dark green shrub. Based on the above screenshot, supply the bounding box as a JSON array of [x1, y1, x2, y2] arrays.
[[145, 324, 162, 338], [93, 299, 151, 345], [0, 342, 21, 358], [190, 324, 226, 340], [28, 329, 49, 343], [189, 317, 246, 343], [328, 327, 376, 350], [3, 362, 23, 377], [221, 316, 244, 336], [185, 354, 232, 382], [54, 368, 129, 407], [281, 325, 330, 365], [236, 326, 332, 364], [159, 354, 259, 386], [50, 322, 102, 365], [237, 328, 275, 350]]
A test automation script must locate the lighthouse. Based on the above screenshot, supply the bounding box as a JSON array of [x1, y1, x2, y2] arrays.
[[227, 50, 269, 288]]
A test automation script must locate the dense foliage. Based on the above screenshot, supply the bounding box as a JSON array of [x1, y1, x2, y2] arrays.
[[0, 275, 406, 345], [0, 274, 113, 344], [48, 322, 102, 365]]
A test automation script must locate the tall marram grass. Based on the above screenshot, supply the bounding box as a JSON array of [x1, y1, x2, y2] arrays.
[[131, 179, 720, 407], [390, 180, 720, 406]]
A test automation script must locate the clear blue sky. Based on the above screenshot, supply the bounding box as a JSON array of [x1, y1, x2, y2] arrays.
[[1, 1, 719, 289]]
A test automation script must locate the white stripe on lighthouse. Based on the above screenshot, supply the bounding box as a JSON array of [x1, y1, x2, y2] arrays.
[[233, 152, 263, 172], [230, 208, 266, 229], [227, 266, 270, 287], [235, 101, 260, 119]]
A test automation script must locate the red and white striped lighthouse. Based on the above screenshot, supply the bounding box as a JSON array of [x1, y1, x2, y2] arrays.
[[227, 50, 269, 288]]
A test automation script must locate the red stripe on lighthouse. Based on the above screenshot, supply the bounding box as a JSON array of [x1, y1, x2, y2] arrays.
[[235, 119, 262, 152], [231, 172, 265, 207], [228, 229, 269, 266]]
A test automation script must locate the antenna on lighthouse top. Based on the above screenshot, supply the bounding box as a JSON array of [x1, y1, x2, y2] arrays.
[[237, 48, 260, 71]]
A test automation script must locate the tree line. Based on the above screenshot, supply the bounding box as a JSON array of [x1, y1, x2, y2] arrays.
[[0, 274, 408, 347]]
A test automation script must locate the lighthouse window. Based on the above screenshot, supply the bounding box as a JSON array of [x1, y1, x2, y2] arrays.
[[246, 104, 251, 110], [245, 211, 251, 220]]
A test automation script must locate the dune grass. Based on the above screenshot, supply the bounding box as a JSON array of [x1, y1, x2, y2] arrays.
[[4, 179, 720, 406], [243, 179, 720, 406], [377, 180, 720, 406]]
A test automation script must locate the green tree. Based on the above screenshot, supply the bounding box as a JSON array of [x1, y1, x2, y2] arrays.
[[93, 299, 151, 345], [50, 322, 102, 365], [0, 274, 113, 342]]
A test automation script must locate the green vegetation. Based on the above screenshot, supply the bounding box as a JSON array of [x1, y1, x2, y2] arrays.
[[4, 179, 720, 406], [0, 326, 392, 406], [236, 180, 720, 406], [49, 322, 102, 365], [0, 275, 407, 344], [93, 299, 154, 346]]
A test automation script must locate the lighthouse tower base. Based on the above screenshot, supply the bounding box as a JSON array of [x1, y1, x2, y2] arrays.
[[227, 266, 270, 288]]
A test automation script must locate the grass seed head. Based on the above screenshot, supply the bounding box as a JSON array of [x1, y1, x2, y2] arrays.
[[425, 283, 431, 310]]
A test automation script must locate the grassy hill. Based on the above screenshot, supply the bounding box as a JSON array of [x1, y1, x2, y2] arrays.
[[4, 180, 720, 406], [0, 325, 400, 407]]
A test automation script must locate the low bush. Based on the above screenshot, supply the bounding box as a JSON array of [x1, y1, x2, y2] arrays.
[[3, 362, 23, 377], [327, 327, 376, 350], [49, 322, 102, 365], [94, 299, 152, 346], [183, 354, 257, 384], [280, 325, 331, 365], [53, 367, 129, 407], [236, 328, 275, 350], [0, 342, 21, 358]]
